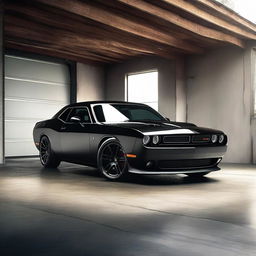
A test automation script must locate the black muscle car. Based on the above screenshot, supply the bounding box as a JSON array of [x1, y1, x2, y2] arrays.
[[33, 101, 227, 180]]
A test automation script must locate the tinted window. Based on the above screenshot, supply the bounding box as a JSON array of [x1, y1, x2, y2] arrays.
[[59, 108, 71, 122], [68, 108, 91, 123], [93, 104, 164, 123]]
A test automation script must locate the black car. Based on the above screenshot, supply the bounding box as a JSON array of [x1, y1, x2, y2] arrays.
[[33, 101, 227, 180]]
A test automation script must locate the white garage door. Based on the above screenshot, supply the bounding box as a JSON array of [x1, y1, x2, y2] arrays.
[[5, 55, 70, 157]]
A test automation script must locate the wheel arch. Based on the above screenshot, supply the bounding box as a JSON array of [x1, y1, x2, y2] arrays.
[[39, 134, 59, 155], [97, 136, 119, 151]]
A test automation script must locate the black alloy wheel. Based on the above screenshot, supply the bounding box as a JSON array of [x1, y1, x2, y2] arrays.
[[39, 136, 60, 168], [98, 139, 128, 180]]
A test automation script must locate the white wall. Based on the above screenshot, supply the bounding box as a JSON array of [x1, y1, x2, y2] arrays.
[[175, 58, 186, 122], [186, 45, 254, 163], [77, 63, 105, 102], [105, 56, 176, 120]]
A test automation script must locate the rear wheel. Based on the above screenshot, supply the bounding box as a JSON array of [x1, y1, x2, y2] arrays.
[[97, 139, 128, 181], [39, 136, 60, 168]]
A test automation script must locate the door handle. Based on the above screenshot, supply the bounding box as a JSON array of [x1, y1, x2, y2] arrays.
[[60, 126, 67, 130]]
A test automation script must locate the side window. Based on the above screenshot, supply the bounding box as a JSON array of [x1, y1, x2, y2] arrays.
[[59, 108, 71, 122], [68, 108, 91, 123]]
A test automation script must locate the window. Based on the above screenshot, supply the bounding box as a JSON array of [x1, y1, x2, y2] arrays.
[[68, 108, 91, 123], [126, 71, 158, 110], [94, 104, 128, 123], [59, 108, 71, 122], [93, 103, 165, 123]]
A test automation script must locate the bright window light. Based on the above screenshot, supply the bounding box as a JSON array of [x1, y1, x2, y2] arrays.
[[126, 71, 158, 110]]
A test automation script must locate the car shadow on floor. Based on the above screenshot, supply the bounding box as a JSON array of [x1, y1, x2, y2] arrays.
[[121, 173, 218, 186], [40, 166, 219, 186]]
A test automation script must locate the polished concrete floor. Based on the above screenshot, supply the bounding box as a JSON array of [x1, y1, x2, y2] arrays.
[[0, 158, 256, 256]]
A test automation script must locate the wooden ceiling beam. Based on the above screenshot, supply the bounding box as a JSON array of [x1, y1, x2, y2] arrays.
[[5, 2, 177, 59], [6, 40, 106, 64], [5, 17, 139, 62], [5, 28, 126, 63], [5, 12, 145, 57], [34, 0, 203, 54], [5, 5, 139, 57], [161, 0, 256, 40], [116, 0, 244, 48], [194, 0, 256, 33]]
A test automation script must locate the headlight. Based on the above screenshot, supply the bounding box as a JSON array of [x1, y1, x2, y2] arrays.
[[152, 135, 160, 145], [143, 135, 150, 145], [219, 134, 224, 143], [211, 134, 218, 143]]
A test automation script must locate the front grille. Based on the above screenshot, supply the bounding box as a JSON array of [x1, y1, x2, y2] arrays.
[[163, 135, 190, 144], [158, 158, 218, 170]]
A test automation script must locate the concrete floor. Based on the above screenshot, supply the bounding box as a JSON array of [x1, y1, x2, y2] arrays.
[[0, 159, 256, 256]]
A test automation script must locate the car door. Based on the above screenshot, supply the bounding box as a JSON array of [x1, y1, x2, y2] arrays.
[[60, 107, 92, 164]]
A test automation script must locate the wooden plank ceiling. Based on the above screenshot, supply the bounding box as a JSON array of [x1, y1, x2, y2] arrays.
[[4, 0, 256, 64]]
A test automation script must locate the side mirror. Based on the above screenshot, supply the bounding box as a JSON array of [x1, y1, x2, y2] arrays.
[[70, 116, 81, 123], [165, 117, 170, 122]]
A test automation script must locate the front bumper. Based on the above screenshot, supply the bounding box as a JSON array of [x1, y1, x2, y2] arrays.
[[127, 141, 227, 174], [129, 166, 220, 175]]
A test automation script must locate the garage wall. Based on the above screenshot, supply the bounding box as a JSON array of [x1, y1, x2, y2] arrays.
[[250, 47, 256, 164], [186, 46, 252, 163], [105, 56, 176, 120], [77, 63, 105, 102], [0, 8, 3, 163]]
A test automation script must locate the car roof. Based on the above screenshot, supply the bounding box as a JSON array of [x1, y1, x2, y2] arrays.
[[67, 101, 146, 107], [52, 101, 147, 119]]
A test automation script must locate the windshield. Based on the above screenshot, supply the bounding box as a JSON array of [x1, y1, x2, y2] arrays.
[[93, 103, 166, 123]]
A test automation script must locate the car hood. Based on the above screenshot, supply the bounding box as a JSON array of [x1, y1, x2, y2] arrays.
[[107, 121, 223, 135]]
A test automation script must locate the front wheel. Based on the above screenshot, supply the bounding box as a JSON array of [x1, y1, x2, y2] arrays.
[[97, 139, 128, 181], [39, 136, 61, 168]]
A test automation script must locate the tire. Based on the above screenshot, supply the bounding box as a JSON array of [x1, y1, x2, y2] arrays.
[[97, 138, 128, 181], [186, 172, 209, 178], [39, 136, 61, 168]]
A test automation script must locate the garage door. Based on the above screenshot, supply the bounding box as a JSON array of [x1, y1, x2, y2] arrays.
[[5, 55, 70, 157]]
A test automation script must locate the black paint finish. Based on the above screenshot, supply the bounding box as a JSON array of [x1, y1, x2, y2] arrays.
[[33, 101, 227, 175]]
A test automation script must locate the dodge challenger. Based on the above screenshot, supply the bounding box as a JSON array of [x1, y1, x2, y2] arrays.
[[33, 101, 227, 180]]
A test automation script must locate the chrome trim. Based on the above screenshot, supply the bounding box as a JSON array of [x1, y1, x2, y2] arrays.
[[144, 146, 196, 149], [128, 166, 220, 175], [158, 161, 219, 170]]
